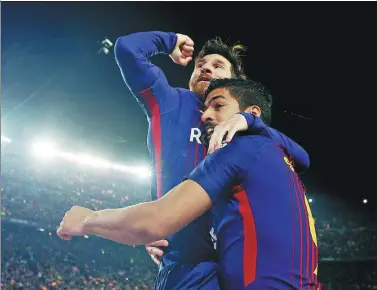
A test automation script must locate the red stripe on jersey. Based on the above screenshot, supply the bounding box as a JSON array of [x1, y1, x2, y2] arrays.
[[194, 116, 202, 167], [202, 146, 207, 160], [277, 147, 295, 285], [312, 234, 316, 282], [312, 242, 318, 283], [289, 182, 296, 286], [298, 176, 311, 287], [198, 110, 208, 161], [185, 109, 199, 174], [234, 189, 257, 286], [140, 88, 163, 199], [300, 185, 311, 285], [291, 169, 304, 288]]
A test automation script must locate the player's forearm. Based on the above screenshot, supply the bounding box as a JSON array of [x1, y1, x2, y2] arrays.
[[83, 180, 213, 245], [115, 31, 177, 58], [83, 203, 166, 245], [114, 31, 177, 92]]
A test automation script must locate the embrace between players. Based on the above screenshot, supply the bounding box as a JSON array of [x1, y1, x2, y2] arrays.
[[57, 31, 321, 290]]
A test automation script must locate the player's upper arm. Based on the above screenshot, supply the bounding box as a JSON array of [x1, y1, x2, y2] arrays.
[[152, 180, 213, 239], [189, 138, 257, 204], [114, 31, 180, 115]]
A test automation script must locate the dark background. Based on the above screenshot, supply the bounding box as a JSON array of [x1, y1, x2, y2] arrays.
[[2, 2, 376, 207]]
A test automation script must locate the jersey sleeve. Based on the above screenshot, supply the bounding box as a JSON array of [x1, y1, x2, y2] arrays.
[[241, 113, 310, 173], [266, 128, 309, 173], [114, 31, 180, 117], [188, 139, 256, 204]]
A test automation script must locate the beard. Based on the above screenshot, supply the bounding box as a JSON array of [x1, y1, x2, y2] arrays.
[[203, 121, 217, 140], [189, 80, 210, 99]]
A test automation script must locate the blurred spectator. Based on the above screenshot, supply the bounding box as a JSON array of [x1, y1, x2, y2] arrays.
[[1, 146, 376, 289], [1, 223, 156, 289], [319, 260, 377, 290]]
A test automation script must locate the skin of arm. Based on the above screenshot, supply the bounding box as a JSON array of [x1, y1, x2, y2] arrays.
[[83, 180, 212, 245]]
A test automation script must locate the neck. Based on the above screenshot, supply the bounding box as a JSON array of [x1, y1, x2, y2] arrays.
[[190, 90, 206, 101]]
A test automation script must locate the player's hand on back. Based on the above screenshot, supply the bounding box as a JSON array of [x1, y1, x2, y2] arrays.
[[207, 114, 248, 154], [145, 239, 169, 265], [169, 34, 194, 67]]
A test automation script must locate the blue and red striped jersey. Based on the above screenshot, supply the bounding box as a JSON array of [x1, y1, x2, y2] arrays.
[[115, 31, 312, 269], [189, 135, 320, 290]]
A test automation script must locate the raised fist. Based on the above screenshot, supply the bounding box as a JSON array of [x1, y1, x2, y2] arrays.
[[169, 33, 194, 66]]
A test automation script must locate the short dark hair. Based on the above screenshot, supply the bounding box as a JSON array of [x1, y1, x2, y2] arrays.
[[205, 78, 273, 125], [196, 38, 246, 78]]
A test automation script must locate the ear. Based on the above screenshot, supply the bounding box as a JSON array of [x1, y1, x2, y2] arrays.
[[244, 105, 261, 118]]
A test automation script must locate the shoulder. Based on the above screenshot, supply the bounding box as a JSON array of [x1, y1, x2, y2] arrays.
[[173, 88, 203, 108], [207, 135, 280, 168], [175, 87, 191, 94], [223, 135, 278, 155], [176, 88, 201, 100]]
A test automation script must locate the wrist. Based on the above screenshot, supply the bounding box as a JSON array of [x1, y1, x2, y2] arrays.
[[83, 211, 100, 235], [168, 32, 178, 55], [237, 112, 255, 128]]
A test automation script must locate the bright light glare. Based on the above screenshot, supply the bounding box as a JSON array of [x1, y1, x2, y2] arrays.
[[59, 152, 77, 162], [112, 164, 151, 179], [26, 137, 150, 178], [31, 140, 57, 159], [308, 198, 313, 203], [362, 199, 368, 204], [1, 135, 11, 143], [135, 166, 152, 179], [112, 164, 131, 173], [76, 154, 111, 169]]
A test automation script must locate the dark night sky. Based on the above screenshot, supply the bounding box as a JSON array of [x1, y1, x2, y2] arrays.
[[2, 2, 376, 205]]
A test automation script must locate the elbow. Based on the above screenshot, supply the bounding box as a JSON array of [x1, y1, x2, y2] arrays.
[[114, 35, 134, 62], [297, 152, 310, 174], [303, 151, 310, 172], [134, 223, 169, 244], [306, 153, 310, 169], [111, 220, 165, 245], [137, 210, 172, 243], [122, 225, 163, 245]]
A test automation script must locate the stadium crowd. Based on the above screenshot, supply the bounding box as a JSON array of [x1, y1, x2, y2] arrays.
[[1, 145, 376, 289]]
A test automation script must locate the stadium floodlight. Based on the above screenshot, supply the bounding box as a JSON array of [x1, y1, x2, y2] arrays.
[[1, 135, 11, 143], [362, 198, 368, 204], [102, 38, 113, 48], [31, 139, 57, 160], [99, 38, 113, 55]]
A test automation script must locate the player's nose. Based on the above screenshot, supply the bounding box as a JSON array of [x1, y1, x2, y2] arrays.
[[200, 64, 212, 75], [201, 109, 212, 123]]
